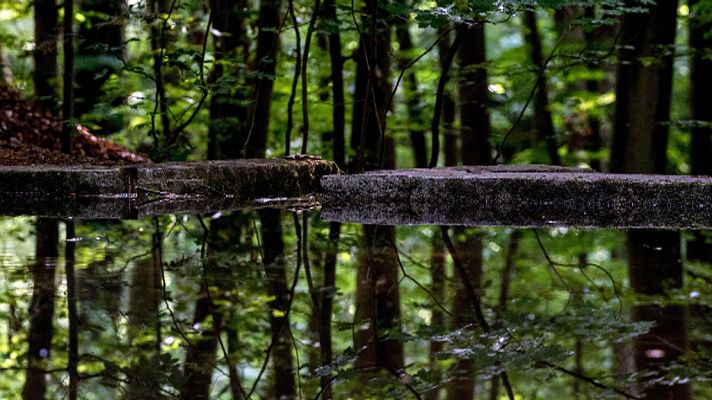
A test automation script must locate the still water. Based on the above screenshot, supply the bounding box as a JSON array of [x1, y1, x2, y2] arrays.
[[0, 212, 709, 399]]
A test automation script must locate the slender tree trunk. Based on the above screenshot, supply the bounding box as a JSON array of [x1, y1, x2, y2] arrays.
[[323, 0, 345, 169], [259, 209, 295, 398], [23, 218, 59, 400], [522, 10, 561, 165], [61, 0, 74, 154], [458, 23, 491, 166], [489, 231, 520, 400], [65, 222, 78, 400], [610, 2, 689, 399], [34, 0, 58, 107], [149, 0, 172, 144], [425, 229, 446, 400], [395, 22, 427, 168], [689, 0, 712, 177], [446, 231, 483, 400], [687, 0, 712, 264], [127, 238, 162, 400], [446, 21, 491, 400], [351, 0, 402, 377], [207, 0, 249, 159], [316, 3, 344, 396], [75, 0, 126, 130], [438, 28, 458, 168], [247, 0, 282, 158]]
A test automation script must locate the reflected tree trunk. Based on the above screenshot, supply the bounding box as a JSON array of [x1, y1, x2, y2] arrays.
[[127, 224, 162, 400], [65, 222, 78, 400], [425, 229, 446, 400], [259, 209, 295, 398], [610, 1, 689, 398], [23, 218, 58, 400]]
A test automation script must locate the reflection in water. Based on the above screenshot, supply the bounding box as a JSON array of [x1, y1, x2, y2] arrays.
[[0, 215, 709, 399], [23, 218, 58, 400]]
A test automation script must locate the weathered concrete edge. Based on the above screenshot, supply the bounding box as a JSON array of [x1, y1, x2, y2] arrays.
[[319, 169, 712, 229], [0, 158, 339, 218]]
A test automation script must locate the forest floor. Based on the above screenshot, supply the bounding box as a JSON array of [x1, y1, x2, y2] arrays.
[[0, 85, 147, 166]]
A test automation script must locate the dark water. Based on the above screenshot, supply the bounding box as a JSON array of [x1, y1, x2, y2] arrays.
[[0, 212, 709, 399]]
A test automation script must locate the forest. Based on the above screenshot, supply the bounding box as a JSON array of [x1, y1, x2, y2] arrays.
[[0, 0, 711, 399]]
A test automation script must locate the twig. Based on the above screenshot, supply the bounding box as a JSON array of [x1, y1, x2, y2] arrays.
[[538, 360, 642, 400]]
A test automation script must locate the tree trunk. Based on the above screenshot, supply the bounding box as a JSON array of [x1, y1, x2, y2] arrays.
[[246, 0, 282, 158], [446, 21, 491, 400], [395, 22, 427, 168], [23, 218, 59, 400], [458, 23, 491, 167], [687, 0, 712, 264], [689, 0, 712, 176], [34, 0, 58, 107], [610, 2, 689, 398], [438, 28, 458, 168], [350, 0, 402, 376], [522, 10, 561, 165], [425, 229, 446, 400], [74, 0, 126, 131], [207, 0, 249, 160], [259, 209, 296, 398], [323, 0, 345, 169], [127, 237, 162, 400]]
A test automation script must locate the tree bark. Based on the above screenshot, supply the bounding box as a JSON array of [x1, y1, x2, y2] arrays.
[[23, 218, 59, 400], [34, 0, 58, 107], [610, 2, 689, 398], [438, 28, 458, 168], [246, 0, 282, 158], [522, 10, 561, 165], [350, 0, 402, 377], [207, 0, 249, 160], [323, 0, 345, 170], [689, 0, 712, 176], [75, 0, 126, 127], [395, 22, 427, 168], [446, 20, 491, 400], [458, 23, 491, 166]]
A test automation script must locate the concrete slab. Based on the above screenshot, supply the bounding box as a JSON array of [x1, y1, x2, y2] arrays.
[[0, 158, 338, 218], [319, 166, 712, 229]]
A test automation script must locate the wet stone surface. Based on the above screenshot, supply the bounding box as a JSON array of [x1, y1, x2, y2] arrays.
[[320, 166, 712, 229], [0, 158, 339, 218]]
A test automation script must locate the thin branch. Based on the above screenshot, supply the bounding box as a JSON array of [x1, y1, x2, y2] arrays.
[[389, 237, 453, 318], [539, 361, 642, 400]]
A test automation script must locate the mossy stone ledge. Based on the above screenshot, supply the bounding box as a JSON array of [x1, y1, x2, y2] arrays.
[[0, 158, 339, 218], [319, 165, 712, 229]]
